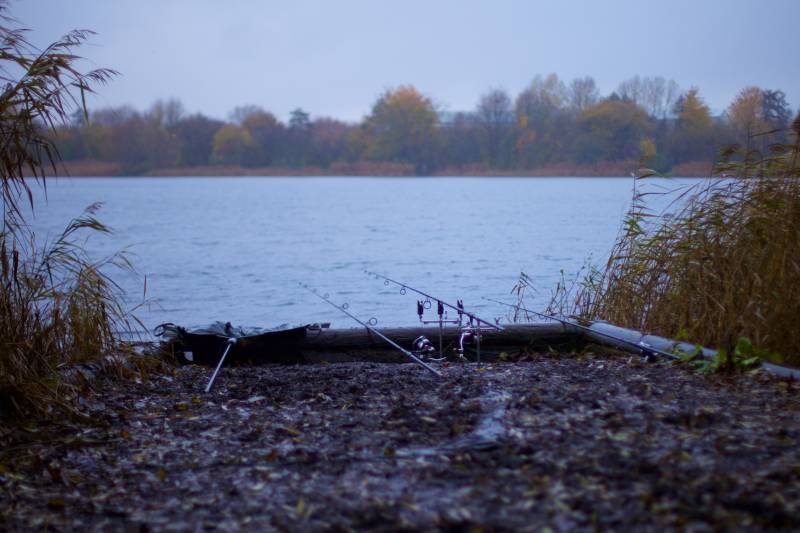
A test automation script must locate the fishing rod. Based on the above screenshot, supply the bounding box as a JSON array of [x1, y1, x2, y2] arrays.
[[366, 271, 503, 331], [483, 297, 679, 361], [365, 270, 503, 362], [301, 283, 442, 377]]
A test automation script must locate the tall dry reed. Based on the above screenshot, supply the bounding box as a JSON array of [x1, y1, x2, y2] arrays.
[[558, 115, 800, 366], [0, 206, 139, 416], [0, 3, 134, 418]]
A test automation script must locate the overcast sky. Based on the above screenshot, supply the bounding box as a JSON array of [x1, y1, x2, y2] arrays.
[[13, 0, 800, 122]]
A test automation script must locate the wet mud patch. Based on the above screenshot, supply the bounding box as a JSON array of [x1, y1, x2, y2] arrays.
[[2, 355, 800, 531]]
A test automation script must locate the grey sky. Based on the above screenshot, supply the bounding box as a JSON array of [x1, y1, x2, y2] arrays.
[[13, 0, 800, 122]]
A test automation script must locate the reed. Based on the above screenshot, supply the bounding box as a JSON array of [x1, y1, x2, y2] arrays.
[[553, 114, 800, 367], [0, 208, 141, 417], [0, 3, 135, 418]]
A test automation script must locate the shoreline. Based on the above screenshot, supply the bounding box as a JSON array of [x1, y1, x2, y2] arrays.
[[42, 159, 715, 178]]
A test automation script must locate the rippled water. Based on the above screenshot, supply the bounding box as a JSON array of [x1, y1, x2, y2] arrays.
[[26, 176, 683, 331]]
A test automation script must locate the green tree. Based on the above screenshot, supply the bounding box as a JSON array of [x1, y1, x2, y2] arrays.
[[762, 89, 791, 142], [286, 108, 312, 166], [363, 85, 440, 174]]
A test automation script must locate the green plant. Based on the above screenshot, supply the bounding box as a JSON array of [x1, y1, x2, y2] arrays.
[[675, 337, 765, 374]]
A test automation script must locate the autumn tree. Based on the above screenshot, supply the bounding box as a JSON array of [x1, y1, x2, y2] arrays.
[[229, 105, 263, 125], [667, 88, 714, 162], [344, 127, 368, 162], [98, 108, 178, 173], [617, 76, 680, 118], [172, 113, 224, 167], [308, 117, 352, 167], [363, 85, 440, 174], [149, 98, 185, 129], [239, 107, 284, 166], [727, 86, 767, 143], [514, 73, 570, 167], [568, 76, 600, 113], [212, 124, 255, 165], [574, 98, 652, 162], [475, 88, 513, 168], [441, 112, 481, 170]]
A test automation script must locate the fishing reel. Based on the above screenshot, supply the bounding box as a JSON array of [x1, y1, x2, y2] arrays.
[[412, 335, 435, 356], [412, 335, 446, 362]]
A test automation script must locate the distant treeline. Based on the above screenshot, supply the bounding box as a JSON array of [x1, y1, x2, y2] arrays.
[[53, 74, 796, 176]]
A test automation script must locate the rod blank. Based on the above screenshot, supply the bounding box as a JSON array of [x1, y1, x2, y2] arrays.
[[366, 271, 503, 331], [302, 284, 442, 377]]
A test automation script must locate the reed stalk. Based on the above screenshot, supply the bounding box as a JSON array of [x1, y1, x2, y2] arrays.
[[550, 114, 800, 367], [0, 3, 137, 418]]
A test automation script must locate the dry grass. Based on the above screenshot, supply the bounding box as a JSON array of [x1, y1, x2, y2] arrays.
[[0, 3, 143, 419], [555, 114, 800, 366], [0, 207, 141, 417]]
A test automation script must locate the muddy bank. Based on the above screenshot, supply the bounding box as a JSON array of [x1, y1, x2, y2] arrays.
[[2, 354, 799, 531]]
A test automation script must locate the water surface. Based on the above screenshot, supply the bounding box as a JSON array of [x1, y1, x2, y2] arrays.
[[27, 176, 675, 331]]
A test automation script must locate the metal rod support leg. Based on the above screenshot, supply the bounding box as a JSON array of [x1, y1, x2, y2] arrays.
[[205, 338, 236, 393]]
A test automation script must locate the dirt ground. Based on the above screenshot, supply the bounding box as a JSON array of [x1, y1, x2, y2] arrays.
[[2, 353, 800, 531]]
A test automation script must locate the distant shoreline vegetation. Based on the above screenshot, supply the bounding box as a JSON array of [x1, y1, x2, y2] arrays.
[[47, 159, 713, 178], [51, 75, 795, 177]]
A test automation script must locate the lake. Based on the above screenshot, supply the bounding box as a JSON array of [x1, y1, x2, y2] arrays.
[[26, 176, 680, 332]]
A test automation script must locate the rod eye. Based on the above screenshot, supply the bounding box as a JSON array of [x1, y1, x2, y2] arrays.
[[368, 317, 378, 326], [400, 287, 406, 295], [342, 302, 349, 309]]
